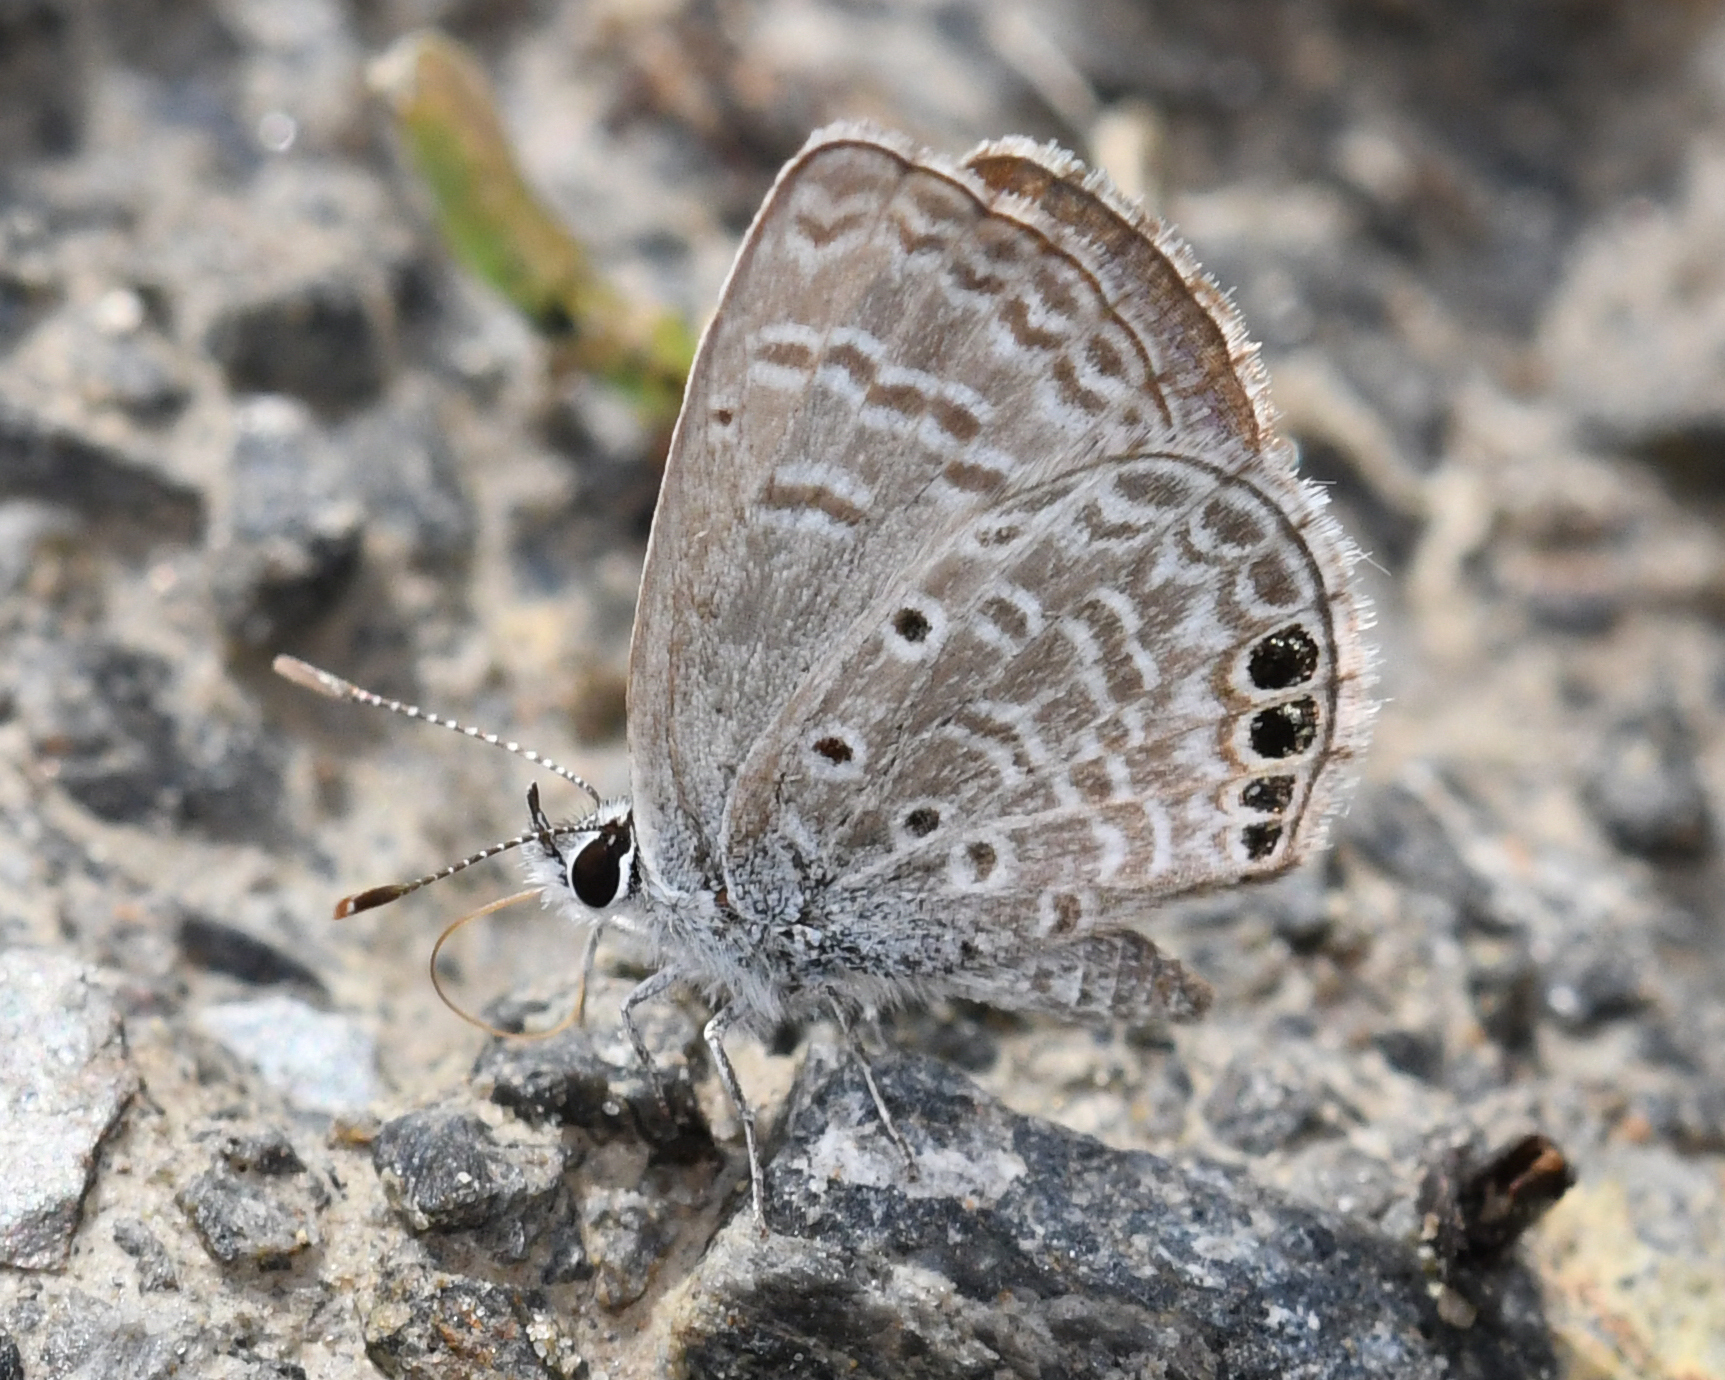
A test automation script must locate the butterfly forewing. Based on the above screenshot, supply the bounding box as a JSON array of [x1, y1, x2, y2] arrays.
[[631, 125, 1278, 894]]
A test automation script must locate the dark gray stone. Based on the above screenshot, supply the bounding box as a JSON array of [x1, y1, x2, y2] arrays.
[[1542, 941, 1647, 1031], [0, 398, 203, 542], [372, 1106, 566, 1258], [176, 911, 326, 992], [0, 1333, 18, 1380], [337, 390, 476, 571], [112, 1217, 179, 1292], [361, 1258, 584, 1380], [470, 998, 711, 1163], [1203, 1052, 1332, 1155], [1585, 702, 1714, 860], [176, 1159, 318, 1268], [212, 397, 363, 649], [177, 163, 410, 416], [15, 636, 283, 837], [0, 949, 138, 1270], [31, 1290, 198, 1380], [0, 0, 86, 158], [667, 1050, 1561, 1378], [1343, 781, 1486, 907], [218, 1126, 306, 1177], [580, 1188, 676, 1312]]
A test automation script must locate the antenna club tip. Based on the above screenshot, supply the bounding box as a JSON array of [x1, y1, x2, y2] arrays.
[[337, 884, 409, 918], [274, 655, 352, 700]]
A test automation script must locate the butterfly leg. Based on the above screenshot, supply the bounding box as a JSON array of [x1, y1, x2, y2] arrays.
[[571, 922, 603, 1025], [619, 967, 677, 1116], [703, 1004, 767, 1232], [832, 1004, 917, 1178]]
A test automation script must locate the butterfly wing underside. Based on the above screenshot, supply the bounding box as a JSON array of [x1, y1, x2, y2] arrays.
[[630, 126, 1372, 1019]]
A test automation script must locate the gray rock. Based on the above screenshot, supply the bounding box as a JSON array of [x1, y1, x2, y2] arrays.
[[211, 396, 363, 648], [15, 636, 284, 837], [471, 996, 711, 1162], [28, 1290, 199, 1380], [1203, 1051, 1334, 1155], [1585, 701, 1714, 861], [169, 162, 410, 416], [219, 1126, 307, 1176], [0, 0, 86, 159], [111, 1217, 179, 1293], [580, 1187, 676, 1312], [665, 1050, 1561, 1378], [176, 911, 326, 992], [361, 1258, 585, 1380], [0, 949, 137, 1270], [0, 1333, 17, 1380], [372, 1105, 566, 1261], [176, 1155, 318, 1268], [0, 397, 204, 543], [194, 994, 377, 1115]]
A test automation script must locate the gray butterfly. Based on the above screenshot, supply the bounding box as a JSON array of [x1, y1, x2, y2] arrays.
[[289, 122, 1374, 1228]]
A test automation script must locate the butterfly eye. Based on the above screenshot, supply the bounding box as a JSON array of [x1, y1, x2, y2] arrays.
[[568, 829, 628, 908]]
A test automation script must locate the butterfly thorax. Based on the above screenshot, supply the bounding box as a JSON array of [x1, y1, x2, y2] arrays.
[[527, 801, 938, 1029]]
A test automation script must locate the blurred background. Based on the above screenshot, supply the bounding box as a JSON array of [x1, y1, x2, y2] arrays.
[[2, 1, 1724, 1376]]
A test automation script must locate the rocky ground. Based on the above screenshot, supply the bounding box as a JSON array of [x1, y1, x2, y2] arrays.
[[3, 1, 1725, 1376]]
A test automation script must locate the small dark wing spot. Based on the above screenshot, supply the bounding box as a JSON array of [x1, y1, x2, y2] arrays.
[[814, 735, 854, 765], [893, 608, 931, 643], [1241, 775, 1296, 813], [1248, 625, 1320, 690], [1243, 821, 1283, 860], [1250, 698, 1318, 759], [713, 407, 735, 426], [966, 840, 997, 880], [904, 806, 940, 837]]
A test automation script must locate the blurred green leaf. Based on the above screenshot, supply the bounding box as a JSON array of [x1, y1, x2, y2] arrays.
[[374, 31, 696, 434]]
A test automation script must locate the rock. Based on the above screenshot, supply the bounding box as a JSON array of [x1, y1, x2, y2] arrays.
[[665, 1050, 1561, 1377], [0, 397, 204, 542], [1542, 940, 1647, 1032], [176, 1146, 319, 1268], [361, 1258, 585, 1380], [337, 389, 476, 571], [0, 0, 86, 159], [194, 994, 377, 1115], [15, 636, 284, 837], [166, 161, 411, 416], [1202, 1052, 1334, 1155], [0, 949, 138, 1270], [470, 995, 711, 1163], [211, 396, 363, 649], [372, 1105, 566, 1262], [219, 1126, 307, 1176], [0, 1333, 17, 1380], [112, 1217, 180, 1292], [580, 1188, 676, 1312], [1584, 701, 1713, 861], [24, 1290, 199, 1379], [176, 912, 326, 992]]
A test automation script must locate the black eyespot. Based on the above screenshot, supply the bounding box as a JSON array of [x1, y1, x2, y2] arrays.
[[893, 608, 931, 643], [1250, 697, 1318, 759], [904, 806, 940, 837], [966, 841, 997, 880], [713, 407, 734, 425], [1241, 775, 1296, 813], [569, 824, 629, 908], [1248, 625, 1319, 690], [1243, 821, 1283, 860], [814, 736, 853, 765]]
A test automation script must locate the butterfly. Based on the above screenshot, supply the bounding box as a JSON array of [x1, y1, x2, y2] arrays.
[[283, 122, 1373, 1229]]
